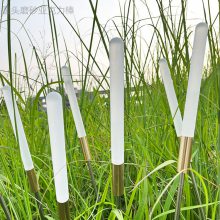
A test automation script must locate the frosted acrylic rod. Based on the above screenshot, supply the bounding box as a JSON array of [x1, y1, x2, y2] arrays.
[[110, 37, 124, 165], [2, 85, 34, 171], [61, 66, 86, 138], [46, 92, 69, 203], [159, 59, 182, 137], [182, 22, 208, 137]]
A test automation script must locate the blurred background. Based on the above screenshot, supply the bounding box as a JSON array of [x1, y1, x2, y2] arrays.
[[0, 0, 218, 94]]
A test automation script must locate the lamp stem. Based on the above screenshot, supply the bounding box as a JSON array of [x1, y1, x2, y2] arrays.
[[79, 137, 98, 195], [79, 137, 105, 220], [177, 137, 192, 173], [115, 195, 123, 210], [87, 160, 98, 196], [176, 137, 205, 219], [35, 192, 45, 220], [27, 169, 45, 219], [175, 137, 192, 219], [112, 163, 124, 210], [189, 167, 206, 219], [0, 195, 11, 220], [174, 173, 185, 220], [58, 201, 70, 220]]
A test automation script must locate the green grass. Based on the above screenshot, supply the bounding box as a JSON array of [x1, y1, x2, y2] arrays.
[[0, 0, 220, 219]]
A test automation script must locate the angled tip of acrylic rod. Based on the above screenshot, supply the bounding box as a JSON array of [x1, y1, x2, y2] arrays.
[[46, 91, 61, 102], [1, 85, 10, 91], [61, 66, 72, 83], [61, 65, 86, 138], [195, 22, 208, 32], [159, 58, 182, 137], [193, 22, 208, 45], [159, 58, 167, 65], [110, 37, 123, 45]]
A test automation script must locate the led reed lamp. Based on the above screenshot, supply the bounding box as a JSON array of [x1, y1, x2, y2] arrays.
[[178, 23, 208, 173], [160, 23, 208, 220], [61, 66, 97, 196], [46, 92, 70, 220], [110, 38, 124, 198], [160, 59, 206, 219], [2, 85, 45, 219]]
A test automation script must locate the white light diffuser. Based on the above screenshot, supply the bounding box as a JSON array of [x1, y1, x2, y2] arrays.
[[159, 59, 183, 137], [61, 66, 86, 138], [110, 38, 124, 165], [2, 85, 34, 171], [46, 92, 69, 203], [182, 22, 208, 137]]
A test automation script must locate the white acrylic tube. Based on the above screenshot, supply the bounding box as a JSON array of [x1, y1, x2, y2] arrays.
[[2, 85, 34, 171], [61, 66, 86, 138], [46, 92, 69, 203], [159, 59, 182, 137], [182, 23, 208, 137], [110, 38, 124, 165]]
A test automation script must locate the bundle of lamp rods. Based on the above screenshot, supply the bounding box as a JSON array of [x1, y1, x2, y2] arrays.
[[0, 22, 209, 219]]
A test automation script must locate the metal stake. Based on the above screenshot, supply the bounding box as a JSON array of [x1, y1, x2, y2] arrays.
[[58, 201, 70, 220], [27, 169, 45, 219]]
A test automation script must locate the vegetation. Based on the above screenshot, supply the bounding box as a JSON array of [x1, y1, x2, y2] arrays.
[[0, 0, 220, 219]]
